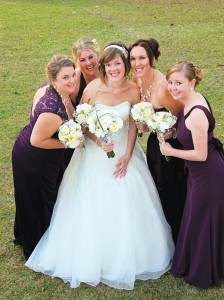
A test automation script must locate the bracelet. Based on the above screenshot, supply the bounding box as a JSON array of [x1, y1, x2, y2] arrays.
[[95, 137, 99, 146], [172, 128, 177, 139]]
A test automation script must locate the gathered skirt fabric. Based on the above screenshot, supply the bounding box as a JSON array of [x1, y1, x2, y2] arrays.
[[26, 102, 174, 289]]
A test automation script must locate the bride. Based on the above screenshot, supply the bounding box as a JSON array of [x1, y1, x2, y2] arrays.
[[25, 42, 175, 290]]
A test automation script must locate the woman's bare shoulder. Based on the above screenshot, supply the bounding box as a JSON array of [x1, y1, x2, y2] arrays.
[[80, 78, 102, 104], [85, 78, 101, 90], [126, 80, 140, 104]]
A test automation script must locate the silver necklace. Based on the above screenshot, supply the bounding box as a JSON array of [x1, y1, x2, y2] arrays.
[[63, 98, 70, 105], [139, 69, 154, 102], [53, 85, 70, 105]]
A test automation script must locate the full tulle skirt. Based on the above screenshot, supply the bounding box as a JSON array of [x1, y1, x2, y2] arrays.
[[26, 102, 174, 290]]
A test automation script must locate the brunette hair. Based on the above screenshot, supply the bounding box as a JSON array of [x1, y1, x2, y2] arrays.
[[166, 61, 204, 87], [129, 38, 160, 66], [46, 55, 75, 85], [99, 42, 130, 83], [72, 37, 99, 66]]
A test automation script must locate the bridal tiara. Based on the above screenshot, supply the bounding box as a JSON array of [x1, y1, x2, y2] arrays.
[[104, 45, 128, 59]]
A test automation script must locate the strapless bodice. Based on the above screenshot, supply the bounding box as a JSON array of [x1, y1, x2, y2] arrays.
[[95, 101, 131, 124]]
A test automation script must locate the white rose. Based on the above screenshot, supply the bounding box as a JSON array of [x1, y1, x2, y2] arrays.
[[76, 114, 85, 124], [110, 123, 118, 132], [158, 121, 170, 133], [60, 124, 70, 135]]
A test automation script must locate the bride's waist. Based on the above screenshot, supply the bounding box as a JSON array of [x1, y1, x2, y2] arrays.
[[110, 128, 128, 142], [86, 128, 128, 147]]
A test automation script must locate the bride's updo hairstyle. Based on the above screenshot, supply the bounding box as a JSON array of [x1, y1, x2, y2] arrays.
[[129, 38, 161, 67], [46, 55, 76, 85], [166, 61, 204, 87], [99, 42, 130, 83]]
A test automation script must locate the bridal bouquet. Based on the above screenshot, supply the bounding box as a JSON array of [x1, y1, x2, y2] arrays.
[[131, 102, 155, 137], [147, 111, 177, 161], [73, 103, 94, 127], [58, 119, 85, 149], [87, 108, 123, 158]]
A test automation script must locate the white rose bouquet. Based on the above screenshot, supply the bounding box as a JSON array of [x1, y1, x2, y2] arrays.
[[87, 108, 123, 158], [147, 111, 177, 161], [58, 119, 85, 149], [131, 102, 155, 137], [73, 103, 94, 127]]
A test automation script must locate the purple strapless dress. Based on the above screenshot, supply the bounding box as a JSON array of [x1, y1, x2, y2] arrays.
[[146, 108, 186, 244]]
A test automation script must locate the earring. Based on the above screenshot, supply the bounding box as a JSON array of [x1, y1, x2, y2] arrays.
[[189, 87, 193, 90]]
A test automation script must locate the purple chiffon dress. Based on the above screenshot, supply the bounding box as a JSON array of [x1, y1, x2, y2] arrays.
[[171, 103, 224, 288], [146, 108, 186, 244], [12, 83, 68, 259]]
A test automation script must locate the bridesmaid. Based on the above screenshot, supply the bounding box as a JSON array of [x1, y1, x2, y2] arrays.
[[63, 37, 100, 169], [129, 38, 185, 244], [12, 55, 78, 259], [70, 37, 100, 107], [160, 61, 224, 288]]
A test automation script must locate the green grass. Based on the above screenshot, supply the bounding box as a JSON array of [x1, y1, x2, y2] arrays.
[[0, 0, 224, 299]]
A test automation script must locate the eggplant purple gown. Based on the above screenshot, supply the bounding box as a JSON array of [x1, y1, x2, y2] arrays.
[[12, 83, 68, 259], [146, 108, 186, 244], [171, 103, 224, 288]]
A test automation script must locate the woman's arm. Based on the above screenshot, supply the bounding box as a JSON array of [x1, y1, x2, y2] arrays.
[[125, 115, 138, 159], [30, 112, 65, 149], [80, 81, 115, 153], [114, 85, 139, 178], [160, 109, 209, 161], [113, 116, 138, 178], [84, 128, 114, 153]]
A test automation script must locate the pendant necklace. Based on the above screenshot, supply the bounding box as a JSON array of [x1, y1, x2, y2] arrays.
[[63, 98, 70, 105], [139, 69, 154, 102], [53, 85, 70, 106]]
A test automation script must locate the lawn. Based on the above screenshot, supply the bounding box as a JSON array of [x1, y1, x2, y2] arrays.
[[0, 0, 224, 299]]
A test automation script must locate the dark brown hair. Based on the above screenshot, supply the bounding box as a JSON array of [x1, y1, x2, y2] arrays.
[[129, 38, 160, 66], [99, 42, 130, 83]]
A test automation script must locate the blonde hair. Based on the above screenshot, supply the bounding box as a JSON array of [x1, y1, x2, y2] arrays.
[[45, 55, 75, 85], [166, 61, 204, 87], [72, 37, 99, 66]]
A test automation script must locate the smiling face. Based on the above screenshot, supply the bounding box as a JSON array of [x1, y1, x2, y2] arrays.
[[52, 66, 76, 97], [130, 46, 151, 78], [104, 54, 126, 82], [79, 49, 98, 76], [167, 71, 195, 101]]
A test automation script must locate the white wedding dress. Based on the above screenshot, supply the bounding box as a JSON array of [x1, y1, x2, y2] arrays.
[[26, 101, 174, 290]]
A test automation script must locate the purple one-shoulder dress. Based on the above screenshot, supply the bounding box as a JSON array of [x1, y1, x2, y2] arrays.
[[12, 83, 68, 259], [171, 103, 224, 288]]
